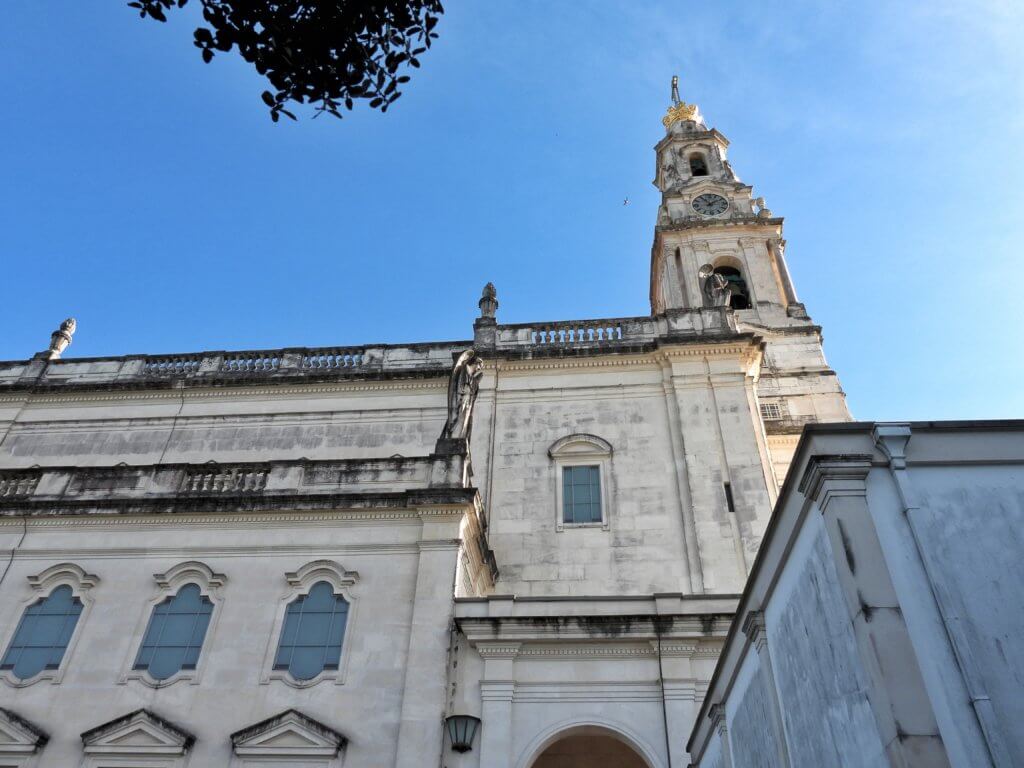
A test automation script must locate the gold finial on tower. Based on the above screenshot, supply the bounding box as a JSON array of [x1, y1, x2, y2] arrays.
[[662, 74, 698, 128]]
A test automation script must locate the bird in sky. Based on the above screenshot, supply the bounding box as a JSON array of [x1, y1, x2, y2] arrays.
[[623, 197, 630, 206]]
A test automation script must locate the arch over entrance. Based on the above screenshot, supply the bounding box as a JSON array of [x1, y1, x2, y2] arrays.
[[518, 722, 659, 768]]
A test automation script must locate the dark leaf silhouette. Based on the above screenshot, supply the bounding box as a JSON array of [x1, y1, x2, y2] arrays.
[[129, 0, 444, 122]]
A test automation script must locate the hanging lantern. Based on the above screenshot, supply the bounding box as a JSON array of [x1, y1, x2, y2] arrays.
[[445, 715, 481, 753]]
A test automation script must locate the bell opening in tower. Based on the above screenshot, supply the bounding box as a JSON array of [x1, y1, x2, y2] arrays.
[[714, 266, 750, 309]]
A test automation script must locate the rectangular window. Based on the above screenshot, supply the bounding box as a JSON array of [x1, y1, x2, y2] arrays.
[[759, 402, 783, 420], [562, 465, 602, 524]]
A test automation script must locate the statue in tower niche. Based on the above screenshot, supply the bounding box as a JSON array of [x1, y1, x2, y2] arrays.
[[699, 264, 732, 307], [441, 349, 484, 442]]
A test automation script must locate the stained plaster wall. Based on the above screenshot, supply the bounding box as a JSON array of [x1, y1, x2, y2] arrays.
[[0, 382, 449, 469], [901, 464, 1024, 763], [763, 512, 885, 768], [726, 651, 781, 768]]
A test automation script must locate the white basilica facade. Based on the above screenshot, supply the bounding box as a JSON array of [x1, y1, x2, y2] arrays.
[[0, 88, 850, 767]]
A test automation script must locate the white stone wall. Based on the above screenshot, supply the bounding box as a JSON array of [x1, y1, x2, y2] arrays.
[[0, 509, 462, 767], [470, 343, 772, 598]]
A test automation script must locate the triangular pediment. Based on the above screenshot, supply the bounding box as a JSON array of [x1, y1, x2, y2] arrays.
[[231, 709, 345, 757], [0, 707, 48, 755], [81, 709, 194, 756]]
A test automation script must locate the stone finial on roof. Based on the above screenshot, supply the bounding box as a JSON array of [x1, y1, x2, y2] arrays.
[[478, 283, 498, 319], [46, 317, 76, 360]]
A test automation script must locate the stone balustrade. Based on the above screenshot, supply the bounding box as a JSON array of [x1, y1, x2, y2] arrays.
[[0, 472, 41, 498], [0, 308, 744, 391], [0, 456, 463, 513], [0, 342, 465, 389], [220, 352, 281, 374], [142, 356, 203, 376], [181, 465, 269, 493], [301, 348, 364, 369], [531, 322, 624, 345], [488, 308, 736, 351]]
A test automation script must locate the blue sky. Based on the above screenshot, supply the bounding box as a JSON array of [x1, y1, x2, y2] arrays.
[[2, 1, 1022, 421]]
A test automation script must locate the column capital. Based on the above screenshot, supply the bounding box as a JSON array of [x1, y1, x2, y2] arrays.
[[798, 454, 872, 513]]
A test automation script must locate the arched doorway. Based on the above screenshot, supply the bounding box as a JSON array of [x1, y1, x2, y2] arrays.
[[528, 725, 652, 768]]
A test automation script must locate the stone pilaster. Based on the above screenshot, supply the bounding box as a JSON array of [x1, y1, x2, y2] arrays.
[[476, 642, 520, 768], [799, 455, 950, 767], [708, 703, 734, 768], [741, 610, 790, 767], [394, 515, 464, 768]]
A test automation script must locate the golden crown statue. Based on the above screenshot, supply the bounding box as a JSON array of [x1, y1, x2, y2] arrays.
[[662, 75, 699, 128]]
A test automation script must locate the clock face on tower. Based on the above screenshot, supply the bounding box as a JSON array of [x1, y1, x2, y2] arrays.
[[692, 193, 729, 217]]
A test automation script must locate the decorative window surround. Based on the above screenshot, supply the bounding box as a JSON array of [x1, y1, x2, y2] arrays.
[[0, 707, 49, 768], [548, 434, 614, 532], [0, 563, 98, 688], [80, 708, 194, 768], [260, 561, 359, 689], [230, 709, 347, 767], [120, 561, 226, 689]]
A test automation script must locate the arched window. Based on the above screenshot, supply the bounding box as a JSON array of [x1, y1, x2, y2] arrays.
[[1, 585, 83, 680], [133, 583, 213, 680], [689, 153, 709, 176], [274, 581, 350, 681], [714, 266, 751, 309]]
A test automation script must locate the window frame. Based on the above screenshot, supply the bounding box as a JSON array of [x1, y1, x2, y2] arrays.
[[549, 434, 614, 532], [119, 561, 225, 689], [0, 562, 98, 688], [259, 560, 359, 689]]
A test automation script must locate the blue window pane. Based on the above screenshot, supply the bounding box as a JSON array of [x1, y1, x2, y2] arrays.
[[1, 585, 83, 680], [274, 581, 349, 681], [133, 583, 213, 681], [563, 466, 602, 524]]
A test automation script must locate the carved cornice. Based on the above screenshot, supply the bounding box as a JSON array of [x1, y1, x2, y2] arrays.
[[457, 614, 734, 643], [476, 643, 522, 660], [154, 561, 227, 589], [798, 454, 873, 513], [285, 560, 358, 589], [656, 215, 784, 233], [0, 507, 473, 530], [519, 645, 656, 659]]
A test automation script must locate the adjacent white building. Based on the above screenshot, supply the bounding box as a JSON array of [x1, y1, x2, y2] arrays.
[[687, 421, 1024, 768], [0, 84, 853, 767]]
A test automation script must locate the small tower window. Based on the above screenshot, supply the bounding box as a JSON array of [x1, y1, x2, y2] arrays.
[[714, 266, 751, 309], [689, 153, 709, 177]]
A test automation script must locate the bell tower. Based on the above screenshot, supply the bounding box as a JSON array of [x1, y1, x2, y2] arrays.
[[650, 76, 851, 483]]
